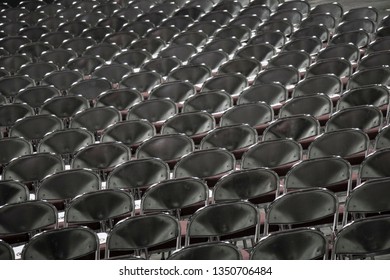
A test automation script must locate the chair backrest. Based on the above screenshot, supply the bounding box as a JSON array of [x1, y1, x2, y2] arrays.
[[264, 188, 338, 235], [149, 81, 195, 104], [333, 215, 390, 259], [317, 43, 360, 63], [285, 157, 352, 195], [93, 64, 133, 84], [0, 137, 33, 169], [347, 67, 390, 89], [308, 129, 369, 165], [189, 50, 229, 71], [65, 189, 134, 230], [22, 227, 100, 260], [120, 71, 163, 94], [358, 148, 390, 184], [0, 200, 58, 244], [330, 30, 370, 49], [254, 65, 299, 88], [282, 37, 322, 56], [141, 177, 208, 218], [41, 69, 83, 93], [40, 95, 90, 120], [218, 58, 261, 79], [201, 73, 248, 98], [186, 201, 259, 245], [0, 180, 29, 207], [136, 134, 194, 169], [358, 51, 390, 70], [106, 213, 180, 259], [237, 83, 287, 108], [292, 74, 342, 100], [241, 139, 302, 176], [0, 103, 34, 128], [213, 168, 279, 205], [3, 153, 64, 188], [337, 85, 389, 111], [168, 241, 242, 260], [173, 148, 236, 187], [168, 64, 212, 86], [68, 78, 112, 101], [306, 58, 352, 79], [375, 124, 390, 150], [279, 94, 332, 120], [0, 238, 14, 260], [235, 43, 276, 62], [267, 50, 311, 70], [37, 169, 101, 209], [250, 228, 328, 260]]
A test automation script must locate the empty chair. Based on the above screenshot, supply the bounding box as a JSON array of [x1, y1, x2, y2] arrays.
[[10, 115, 63, 146], [241, 139, 302, 176], [263, 115, 320, 148], [18, 42, 52, 61], [301, 13, 337, 31], [0, 137, 33, 173], [375, 124, 390, 150], [336, 19, 376, 34], [264, 188, 338, 235], [0, 54, 31, 74], [122, 21, 155, 37], [279, 94, 333, 124], [200, 11, 233, 26], [141, 57, 181, 78], [38, 128, 94, 165], [81, 26, 114, 43], [137, 12, 167, 27], [41, 70, 83, 94], [0, 200, 57, 245], [15, 85, 59, 111], [333, 215, 390, 260], [220, 102, 273, 135], [213, 168, 279, 205], [19, 26, 48, 42], [317, 43, 360, 66], [282, 37, 322, 56], [186, 201, 259, 246], [127, 99, 178, 131], [250, 228, 328, 260], [92, 64, 132, 86], [306, 58, 352, 83], [83, 43, 121, 62], [40, 49, 77, 69], [215, 25, 251, 43], [129, 38, 166, 56], [269, 9, 303, 26], [0, 103, 34, 130], [201, 73, 248, 99], [285, 157, 352, 196], [104, 31, 139, 49], [96, 89, 142, 115], [254, 66, 299, 90], [136, 134, 194, 169], [17, 62, 58, 84], [310, 2, 343, 18], [141, 177, 208, 218], [330, 30, 370, 49], [58, 21, 89, 37], [267, 50, 311, 71], [187, 21, 221, 37], [218, 58, 261, 80], [38, 17, 63, 33], [168, 241, 242, 260], [326, 105, 383, 139], [37, 168, 101, 210], [68, 78, 112, 103], [161, 111, 215, 144], [183, 90, 232, 121], [213, 1, 242, 16], [238, 83, 288, 113], [343, 178, 390, 226], [0, 75, 34, 101], [203, 38, 241, 56], [3, 22, 29, 37], [66, 56, 105, 77], [292, 74, 343, 102], [0, 239, 14, 260], [367, 37, 390, 54], [98, 17, 127, 33], [174, 148, 236, 187], [258, 19, 293, 36], [248, 32, 286, 49], [229, 14, 262, 30], [0, 36, 31, 55], [70, 107, 121, 139], [60, 37, 96, 57], [235, 43, 275, 65], [149, 81, 195, 106], [171, 31, 208, 48], [308, 129, 369, 165], [240, 4, 271, 19], [167, 65, 211, 87], [188, 50, 229, 72], [200, 124, 257, 159], [358, 148, 390, 184], [107, 158, 169, 199], [342, 6, 378, 22], [358, 51, 390, 70], [0, 180, 29, 207], [146, 26, 180, 44], [40, 31, 73, 48], [278, 0, 310, 15], [64, 189, 134, 231], [71, 142, 131, 179], [106, 213, 180, 259], [22, 227, 100, 260], [120, 71, 162, 95], [337, 85, 389, 114]]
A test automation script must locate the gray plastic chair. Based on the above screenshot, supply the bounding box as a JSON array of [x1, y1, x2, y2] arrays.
[[330, 30, 370, 49], [240, 5, 271, 20], [141, 177, 208, 218], [136, 134, 195, 169], [40, 31, 73, 49], [168, 241, 242, 260], [146, 26, 180, 44], [186, 201, 259, 246], [263, 115, 320, 148], [40, 49, 77, 69], [282, 37, 322, 56], [159, 44, 198, 62], [358, 51, 390, 70], [141, 57, 181, 78], [0, 239, 14, 260], [333, 215, 390, 260], [310, 2, 343, 18], [200, 10, 233, 26], [306, 58, 352, 83], [267, 50, 311, 71], [258, 19, 293, 36], [171, 30, 208, 48], [161, 111, 215, 144], [0, 103, 34, 130], [317, 43, 360, 65], [203, 38, 241, 56], [104, 31, 139, 49], [367, 37, 390, 54], [107, 158, 169, 199], [264, 188, 338, 235], [130, 38, 166, 56], [325, 105, 383, 139], [0, 137, 33, 173], [41, 70, 83, 94], [58, 21, 89, 37], [174, 148, 236, 187], [0, 36, 31, 55], [0, 54, 31, 74], [291, 25, 329, 43], [358, 148, 390, 184], [15, 85, 59, 112], [336, 18, 376, 34], [230, 14, 262, 30], [120, 71, 163, 95], [241, 139, 302, 176], [92, 64, 133, 86], [235, 43, 275, 65], [342, 6, 378, 23], [149, 81, 195, 106], [248, 32, 286, 49], [201, 73, 248, 100], [375, 124, 390, 150], [22, 227, 100, 260], [113, 50, 152, 69], [167, 64, 211, 87], [215, 25, 251, 43], [200, 124, 258, 159], [106, 213, 180, 259], [65, 189, 134, 231], [308, 129, 369, 165], [0, 200, 58, 245], [218, 58, 261, 80], [0, 180, 29, 207], [213, 168, 279, 205], [17, 62, 58, 84], [301, 13, 336, 30], [254, 66, 299, 90], [68, 78, 112, 104], [187, 21, 221, 37], [18, 42, 53, 62], [251, 228, 328, 260], [122, 21, 155, 37], [0, 75, 34, 101]]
